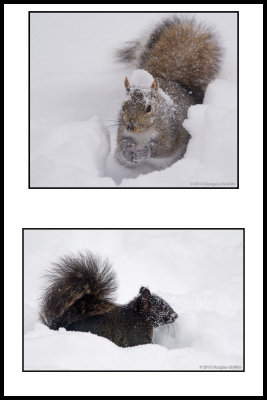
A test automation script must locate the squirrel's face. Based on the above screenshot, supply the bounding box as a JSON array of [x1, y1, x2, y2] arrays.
[[121, 77, 159, 134], [138, 287, 178, 327]]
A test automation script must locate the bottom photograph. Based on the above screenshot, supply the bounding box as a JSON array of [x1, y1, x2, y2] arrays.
[[23, 228, 244, 371]]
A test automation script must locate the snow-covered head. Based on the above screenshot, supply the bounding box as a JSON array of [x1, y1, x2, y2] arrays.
[[121, 69, 161, 135], [138, 287, 178, 327]]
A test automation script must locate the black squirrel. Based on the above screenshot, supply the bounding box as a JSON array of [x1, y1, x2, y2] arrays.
[[115, 16, 222, 168], [40, 251, 178, 347]]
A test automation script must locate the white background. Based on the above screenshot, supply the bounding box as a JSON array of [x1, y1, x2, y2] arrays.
[[4, 3, 263, 397]]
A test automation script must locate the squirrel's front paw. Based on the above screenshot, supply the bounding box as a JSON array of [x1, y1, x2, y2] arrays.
[[120, 143, 138, 164], [131, 145, 151, 163], [117, 142, 151, 166], [126, 145, 151, 164]]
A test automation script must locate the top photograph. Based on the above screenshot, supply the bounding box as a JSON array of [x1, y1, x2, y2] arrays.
[[29, 11, 238, 188]]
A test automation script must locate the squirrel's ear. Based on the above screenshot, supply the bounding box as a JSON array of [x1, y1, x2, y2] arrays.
[[151, 78, 159, 91], [124, 77, 130, 92], [139, 287, 151, 310], [140, 287, 151, 296]]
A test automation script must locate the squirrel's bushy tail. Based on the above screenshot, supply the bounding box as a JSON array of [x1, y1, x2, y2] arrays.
[[115, 40, 143, 65], [40, 252, 118, 330], [116, 16, 223, 100]]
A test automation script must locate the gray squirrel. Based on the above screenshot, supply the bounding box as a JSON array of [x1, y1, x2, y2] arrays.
[[40, 251, 178, 347], [115, 16, 222, 168]]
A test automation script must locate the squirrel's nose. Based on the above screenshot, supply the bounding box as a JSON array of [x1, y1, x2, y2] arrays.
[[127, 122, 134, 131]]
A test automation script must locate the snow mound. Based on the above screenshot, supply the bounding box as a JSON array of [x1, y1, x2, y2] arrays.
[[31, 116, 113, 187], [24, 315, 242, 371], [129, 69, 154, 88]]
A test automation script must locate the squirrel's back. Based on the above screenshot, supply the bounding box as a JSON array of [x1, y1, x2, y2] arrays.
[[116, 16, 222, 101]]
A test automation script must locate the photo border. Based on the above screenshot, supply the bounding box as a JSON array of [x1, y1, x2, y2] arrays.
[[28, 11, 239, 189], [22, 228, 245, 372]]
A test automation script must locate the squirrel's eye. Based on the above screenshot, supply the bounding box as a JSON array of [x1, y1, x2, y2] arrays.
[[145, 105, 152, 113]]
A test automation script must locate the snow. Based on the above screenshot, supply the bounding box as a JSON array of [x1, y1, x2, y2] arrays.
[[24, 229, 243, 370], [30, 12, 237, 187], [129, 69, 154, 88]]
